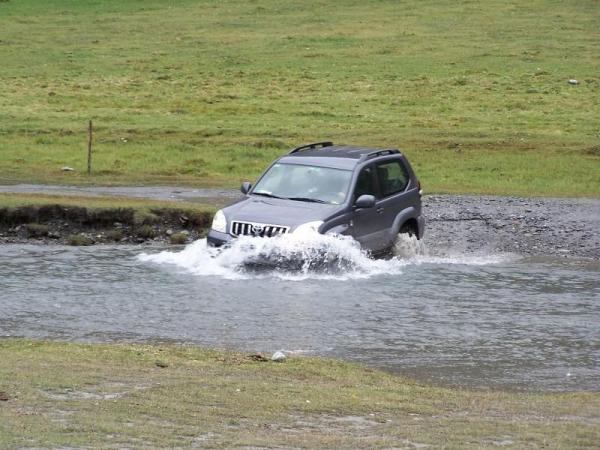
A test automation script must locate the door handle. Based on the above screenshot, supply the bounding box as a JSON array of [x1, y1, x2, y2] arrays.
[[376, 207, 384, 213]]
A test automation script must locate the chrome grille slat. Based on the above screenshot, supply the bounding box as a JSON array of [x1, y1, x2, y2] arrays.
[[230, 221, 289, 238]]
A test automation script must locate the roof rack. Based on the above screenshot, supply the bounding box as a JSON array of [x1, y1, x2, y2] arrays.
[[358, 149, 400, 162], [288, 141, 333, 155]]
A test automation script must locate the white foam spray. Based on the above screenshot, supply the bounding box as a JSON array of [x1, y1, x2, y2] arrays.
[[139, 231, 509, 280]]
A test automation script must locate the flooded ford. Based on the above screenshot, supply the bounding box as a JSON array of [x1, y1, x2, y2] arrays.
[[1, 232, 598, 392]]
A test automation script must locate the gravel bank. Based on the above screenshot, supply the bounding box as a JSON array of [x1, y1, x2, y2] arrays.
[[424, 195, 600, 260]]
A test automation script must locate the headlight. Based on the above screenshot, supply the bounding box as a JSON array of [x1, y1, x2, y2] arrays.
[[292, 220, 323, 235], [211, 209, 227, 233]]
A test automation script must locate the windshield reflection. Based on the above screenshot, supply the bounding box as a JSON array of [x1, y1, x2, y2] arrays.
[[252, 163, 352, 205]]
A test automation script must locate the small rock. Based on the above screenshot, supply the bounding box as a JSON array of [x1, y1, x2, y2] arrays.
[[155, 361, 168, 368], [568, 79, 579, 85], [165, 229, 173, 236], [271, 351, 286, 362], [61, 166, 75, 172], [180, 230, 190, 235], [48, 231, 60, 239], [0, 391, 9, 401]]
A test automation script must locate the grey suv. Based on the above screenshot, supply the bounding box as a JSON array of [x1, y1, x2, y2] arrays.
[[207, 142, 424, 255]]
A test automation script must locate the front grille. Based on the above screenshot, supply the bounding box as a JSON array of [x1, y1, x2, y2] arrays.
[[231, 221, 289, 238]]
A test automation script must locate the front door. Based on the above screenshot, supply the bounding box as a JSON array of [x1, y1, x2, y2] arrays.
[[350, 164, 386, 250], [374, 159, 412, 246]]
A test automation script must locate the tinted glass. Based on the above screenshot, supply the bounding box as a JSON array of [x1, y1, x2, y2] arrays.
[[354, 166, 378, 200], [376, 161, 408, 197], [253, 163, 352, 205]]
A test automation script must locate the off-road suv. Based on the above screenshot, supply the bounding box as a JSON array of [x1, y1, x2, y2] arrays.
[[207, 142, 424, 255]]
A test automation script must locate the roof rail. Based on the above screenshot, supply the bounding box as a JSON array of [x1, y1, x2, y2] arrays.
[[288, 141, 333, 155], [358, 149, 400, 162]]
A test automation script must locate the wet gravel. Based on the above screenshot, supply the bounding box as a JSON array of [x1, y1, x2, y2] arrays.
[[1, 184, 598, 259], [424, 195, 600, 260]]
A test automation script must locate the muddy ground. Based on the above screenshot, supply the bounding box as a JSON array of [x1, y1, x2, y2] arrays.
[[0, 185, 598, 259]]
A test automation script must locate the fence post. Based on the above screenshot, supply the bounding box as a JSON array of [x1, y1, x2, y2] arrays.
[[87, 120, 93, 175]]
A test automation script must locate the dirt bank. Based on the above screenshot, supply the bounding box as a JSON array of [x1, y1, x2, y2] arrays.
[[0, 204, 212, 246]]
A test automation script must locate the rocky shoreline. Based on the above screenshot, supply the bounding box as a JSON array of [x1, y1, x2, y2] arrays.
[[1, 193, 599, 260], [0, 204, 211, 246]]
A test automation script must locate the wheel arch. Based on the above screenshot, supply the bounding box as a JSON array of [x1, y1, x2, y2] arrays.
[[391, 207, 422, 240]]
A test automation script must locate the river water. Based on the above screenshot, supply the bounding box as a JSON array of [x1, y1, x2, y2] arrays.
[[1, 234, 598, 392]]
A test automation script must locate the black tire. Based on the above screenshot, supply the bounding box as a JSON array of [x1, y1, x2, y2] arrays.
[[399, 222, 417, 238]]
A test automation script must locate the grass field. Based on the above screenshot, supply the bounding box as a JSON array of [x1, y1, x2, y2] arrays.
[[1, 339, 599, 448], [0, 0, 598, 196]]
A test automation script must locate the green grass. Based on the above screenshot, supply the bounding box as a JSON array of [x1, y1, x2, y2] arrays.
[[0, 192, 217, 215], [0, 340, 598, 448], [0, 0, 599, 196]]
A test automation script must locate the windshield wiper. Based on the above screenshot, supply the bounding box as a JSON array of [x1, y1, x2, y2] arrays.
[[253, 192, 287, 200], [287, 197, 328, 204]]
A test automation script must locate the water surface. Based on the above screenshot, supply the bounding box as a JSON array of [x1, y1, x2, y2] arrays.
[[1, 236, 598, 392]]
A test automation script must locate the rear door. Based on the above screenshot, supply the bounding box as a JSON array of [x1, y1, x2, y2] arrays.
[[373, 158, 412, 247]]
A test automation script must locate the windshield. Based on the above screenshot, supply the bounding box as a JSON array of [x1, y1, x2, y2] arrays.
[[252, 163, 352, 205]]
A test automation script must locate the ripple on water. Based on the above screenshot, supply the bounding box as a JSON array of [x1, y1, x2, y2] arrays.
[[0, 237, 598, 392]]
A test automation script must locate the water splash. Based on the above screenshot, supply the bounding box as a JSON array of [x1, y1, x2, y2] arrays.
[[139, 232, 509, 280], [140, 232, 395, 280]]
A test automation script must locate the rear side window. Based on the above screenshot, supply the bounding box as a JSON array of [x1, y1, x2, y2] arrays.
[[354, 166, 378, 200], [376, 161, 409, 197]]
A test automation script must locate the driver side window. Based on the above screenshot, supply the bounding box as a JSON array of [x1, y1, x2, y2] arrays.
[[354, 166, 378, 200]]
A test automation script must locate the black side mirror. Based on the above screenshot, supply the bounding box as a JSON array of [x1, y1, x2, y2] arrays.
[[354, 194, 376, 209], [241, 182, 252, 194]]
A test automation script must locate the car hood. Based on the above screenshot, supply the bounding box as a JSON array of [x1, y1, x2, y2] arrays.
[[223, 196, 341, 228]]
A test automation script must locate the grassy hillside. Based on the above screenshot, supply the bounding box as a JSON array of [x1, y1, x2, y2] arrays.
[[0, 0, 598, 196], [1, 340, 599, 448]]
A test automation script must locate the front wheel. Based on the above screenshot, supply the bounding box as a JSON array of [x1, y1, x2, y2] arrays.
[[399, 222, 417, 238], [394, 223, 423, 258]]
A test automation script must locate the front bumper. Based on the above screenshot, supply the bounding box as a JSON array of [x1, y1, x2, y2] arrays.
[[207, 229, 233, 247]]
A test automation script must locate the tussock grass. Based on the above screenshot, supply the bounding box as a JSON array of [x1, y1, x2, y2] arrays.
[[66, 233, 93, 246], [0, 0, 598, 196], [0, 339, 598, 448], [25, 222, 49, 237], [169, 231, 189, 245]]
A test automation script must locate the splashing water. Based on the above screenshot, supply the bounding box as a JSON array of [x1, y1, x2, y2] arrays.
[[139, 231, 509, 280], [139, 232, 397, 280]]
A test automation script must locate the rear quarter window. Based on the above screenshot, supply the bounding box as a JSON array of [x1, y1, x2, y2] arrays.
[[376, 160, 409, 197]]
